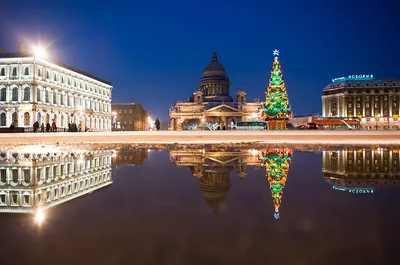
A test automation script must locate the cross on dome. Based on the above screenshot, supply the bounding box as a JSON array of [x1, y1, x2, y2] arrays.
[[273, 49, 280, 57]]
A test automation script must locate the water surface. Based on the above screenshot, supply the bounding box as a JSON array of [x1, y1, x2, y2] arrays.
[[0, 146, 399, 265]]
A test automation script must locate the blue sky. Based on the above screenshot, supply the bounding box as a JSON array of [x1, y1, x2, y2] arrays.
[[1, 0, 398, 121]]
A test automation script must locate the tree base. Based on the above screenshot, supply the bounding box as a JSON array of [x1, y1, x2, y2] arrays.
[[267, 119, 287, 130]]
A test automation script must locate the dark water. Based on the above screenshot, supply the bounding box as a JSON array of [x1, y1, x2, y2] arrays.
[[0, 146, 399, 265]]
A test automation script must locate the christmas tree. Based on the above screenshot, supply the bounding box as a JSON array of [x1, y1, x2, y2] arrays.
[[261, 148, 292, 219], [264, 49, 291, 130]]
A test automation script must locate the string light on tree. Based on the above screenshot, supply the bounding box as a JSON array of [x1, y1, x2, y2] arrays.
[[264, 49, 292, 130], [260, 148, 292, 219]]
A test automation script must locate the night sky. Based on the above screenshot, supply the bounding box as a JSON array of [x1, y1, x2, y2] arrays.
[[0, 0, 399, 122]]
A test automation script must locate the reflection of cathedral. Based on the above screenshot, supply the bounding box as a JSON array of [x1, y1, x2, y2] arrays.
[[169, 52, 263, 130], [0, 149, 112, 215], [322, 148, 400, 193], [170, 148, 262, 215], [261, 148, 292, 219]]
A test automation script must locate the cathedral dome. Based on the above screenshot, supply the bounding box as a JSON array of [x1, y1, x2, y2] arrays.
[[200, 52, 232, 102], [203, 52, 226, 75]]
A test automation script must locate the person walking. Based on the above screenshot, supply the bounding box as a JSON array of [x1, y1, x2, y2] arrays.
[[51, 120, 57, 132], [155, 118, 161, 131]]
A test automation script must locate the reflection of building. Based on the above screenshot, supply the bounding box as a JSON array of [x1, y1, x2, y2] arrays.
[[112, 148, 149, 165], [170, 148, 262, 215], [322, 148, 400, 192], [111, 103, 148, 131], [169, 52, 263, 130], [0, 149, 112, 214], [322, 75, 400, 130], [260, 148, 293, 219], [0, 45, 112, 131]]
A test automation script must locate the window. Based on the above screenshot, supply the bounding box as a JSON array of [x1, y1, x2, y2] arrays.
[[61, 76, 64, 84], [12, 67, 17, 76], [24, 112, 30, 126], [60, 94, 64, 105], [0, 88, 6, 101], [46, 91, 50, 103], [23, 87, 30, 101], [68, 78, 71, 86], [24, 67, 29, 75], [0, 113, 6, 126], [37, 68, 41, 77], [0, 68, 4, 76], [36, 89, 41, 102], [46, 71, 50, 79], [53, 93, 57, 104], [12, 87, 18, 101], [54, 74, 57, 82]]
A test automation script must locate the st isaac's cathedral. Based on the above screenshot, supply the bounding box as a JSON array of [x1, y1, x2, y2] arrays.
[[169, 52, 263, 130]]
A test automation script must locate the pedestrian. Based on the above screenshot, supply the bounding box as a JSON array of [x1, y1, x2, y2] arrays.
[[46, 123, 50, 132], [155, 118, 161, 131], [51, 120, 57, 132], [41, 123, 45, 132]]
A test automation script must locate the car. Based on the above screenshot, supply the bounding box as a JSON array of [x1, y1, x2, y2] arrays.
[[307, 122, 318, 129]]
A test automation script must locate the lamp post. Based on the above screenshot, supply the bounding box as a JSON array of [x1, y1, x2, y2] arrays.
[[112, 111, 117, 130]]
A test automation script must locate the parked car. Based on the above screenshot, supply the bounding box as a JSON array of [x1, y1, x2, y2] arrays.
[[307, 122, 318, 129]]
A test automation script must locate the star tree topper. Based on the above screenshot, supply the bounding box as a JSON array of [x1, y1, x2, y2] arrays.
[[273, 49, 280, 57]]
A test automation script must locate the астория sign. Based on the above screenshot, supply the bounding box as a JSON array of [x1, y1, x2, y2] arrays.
[[332, 74, 374, 83]]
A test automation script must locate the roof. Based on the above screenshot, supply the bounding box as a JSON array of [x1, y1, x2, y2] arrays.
[[323, 79, 400, 91], [0, 52, 112, 85]]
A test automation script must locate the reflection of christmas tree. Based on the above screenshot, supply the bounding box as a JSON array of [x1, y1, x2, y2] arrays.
[[261, 148, 292, 219], [264, 50, 291, 130]]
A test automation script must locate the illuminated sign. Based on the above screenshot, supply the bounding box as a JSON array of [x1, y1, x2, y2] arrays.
[[332, 74, 374, 83], [332, 186, 374, 194]]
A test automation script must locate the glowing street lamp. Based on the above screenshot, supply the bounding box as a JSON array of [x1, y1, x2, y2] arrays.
[[34, 47, 47, 59]]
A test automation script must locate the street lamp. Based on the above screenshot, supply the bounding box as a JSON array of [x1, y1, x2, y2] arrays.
[[34, 47, 47, 59]]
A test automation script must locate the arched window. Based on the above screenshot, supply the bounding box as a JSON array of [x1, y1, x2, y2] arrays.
[[53, 92, 57, 104], [12, 67, 17, 76], [0, 68, 5, 76], [45, 91, 50, 103], [23, 87, 30, 101], [61, 76, 64, 84], [24, 67, 29, 75], [68, 78, 71, 85], [12, 87, 18, 101], [60, 94, 64, 105], [24, 112, 30, 126], [36, 89, 41, 102], [0, 88, 6, 101], [46, 71, 50, 79], [54, 73, 57, 82], [0, 113, 6, 126], [37, 68, 41, 77]]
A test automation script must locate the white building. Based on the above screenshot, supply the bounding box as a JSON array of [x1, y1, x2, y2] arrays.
[[0, 51, 112, 131]]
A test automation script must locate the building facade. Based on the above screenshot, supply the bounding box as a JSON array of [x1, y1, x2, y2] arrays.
[[322, 75, 400, 130], [0, 148, 112, 215], [322, 148, 400, 192], [169, 52, 263, 130], [111, 103, 148, 131], [0, 51, 112, 131]]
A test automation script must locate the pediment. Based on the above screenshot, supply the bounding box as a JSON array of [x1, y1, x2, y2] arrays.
[[206, 104, 241, 113], [205, 156, 240, 164]]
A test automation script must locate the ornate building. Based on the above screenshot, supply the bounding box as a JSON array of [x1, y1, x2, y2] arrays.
[[322, 75, 400, 130], [322, 148, 400, 192], [0, 47, 112, 131], [170, 148, 262, 215], [111, 103, 148, 131], [0, 148, 112, 216], [112, 148, 149, 165], [169, 52, 263, 130]]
